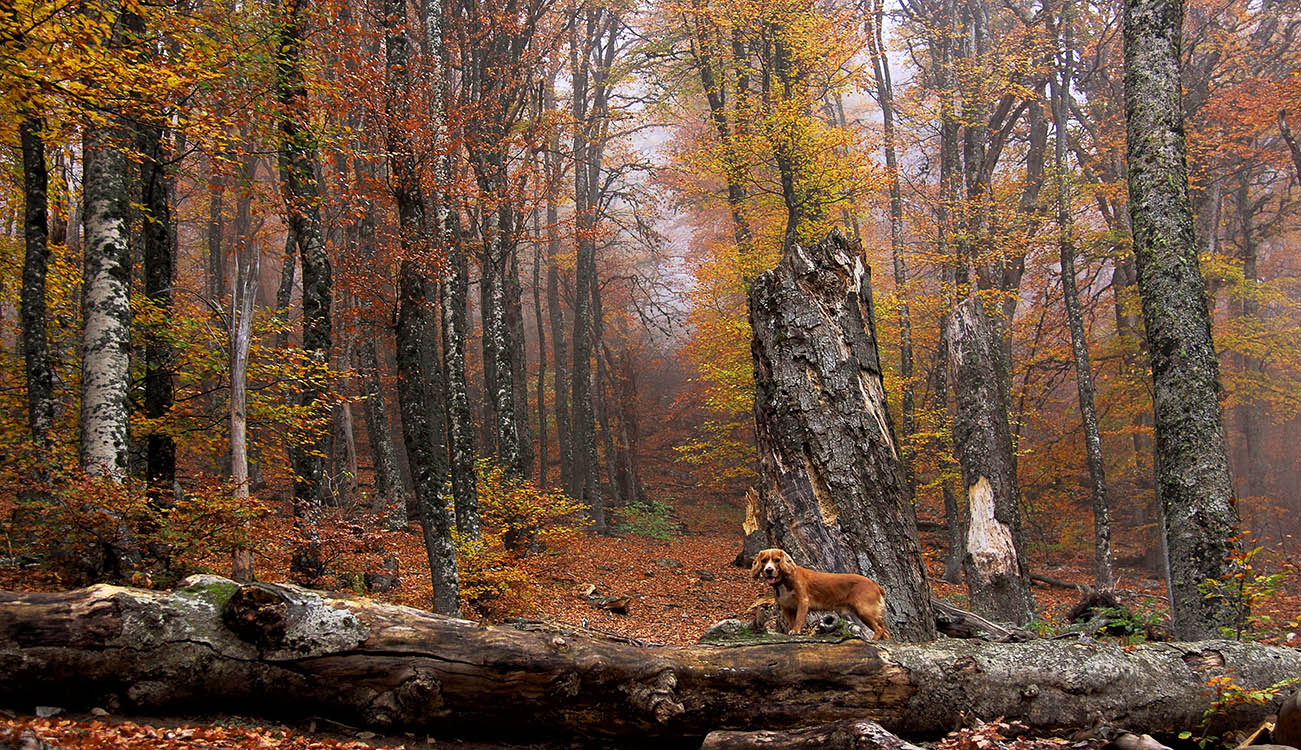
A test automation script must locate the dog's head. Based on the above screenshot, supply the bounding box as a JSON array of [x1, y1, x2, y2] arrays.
[[751, 548, 796, 585]]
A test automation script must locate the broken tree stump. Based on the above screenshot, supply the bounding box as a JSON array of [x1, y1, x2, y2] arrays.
[[1, 578, 1298, 744], [748, 229, 934, 640]]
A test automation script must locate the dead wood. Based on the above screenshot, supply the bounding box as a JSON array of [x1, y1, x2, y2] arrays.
[[1, 578, 1299, 744]]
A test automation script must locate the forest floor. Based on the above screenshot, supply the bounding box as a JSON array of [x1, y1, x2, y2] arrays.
[[1, 492, 1298, 749]]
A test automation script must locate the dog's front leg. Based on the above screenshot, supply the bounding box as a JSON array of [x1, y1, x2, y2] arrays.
[[791, 595, 809, 636]]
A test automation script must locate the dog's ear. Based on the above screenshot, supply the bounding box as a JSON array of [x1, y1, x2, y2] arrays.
[[779, 551, 797, 576], [750, 552, 765, 580]]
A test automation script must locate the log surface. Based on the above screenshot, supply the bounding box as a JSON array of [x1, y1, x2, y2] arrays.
[[2, 578, 1298, 743]]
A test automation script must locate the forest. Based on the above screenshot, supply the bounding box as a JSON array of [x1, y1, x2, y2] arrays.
[[1, 0, 1300, 746]]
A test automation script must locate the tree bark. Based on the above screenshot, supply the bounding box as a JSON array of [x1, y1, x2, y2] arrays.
[[544, 75, 572, 492], [946, 297, 1036, 626], [2, 580, 1298, 743], [749, 230, 935, 641], [1123, 0, 1242, 639], [81, 123, 132, 480], [866, 0, 916, 497], [137, 105, 177, 499], [1050, 0, 1114, 592], [384, 0, 460, 616], [358, 340, 407, 532], [230, 258, 258, 583], [274, 0, 331, 581], [703, 720, 924, 750], [422, 0, 479, 540], [19, 116, 54, 450]]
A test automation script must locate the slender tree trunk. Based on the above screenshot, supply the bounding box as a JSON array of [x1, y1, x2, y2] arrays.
[[138, 111, 177, 500], [947, 297, 1036, 626], [417, 278, 449, 519], [274, 0, 331, 581], [358, 340, 407, 531], [1123, 0, 1242, 638], [230, 257, 258, 583], [866, 0, 915, 498], [206, 161, 226, 304], [1050, 0, 1113, 592], [533, 211, 548, 487], [507, 241, 532, 479], [1232, 177, 1264, 501], [20, 116, 54, 450], [384, 0, 460, 615], [275, 232, 296, 348], [544, 77, 571, 492], [443, 236, 480, 539], [933, 0, 966, 586]]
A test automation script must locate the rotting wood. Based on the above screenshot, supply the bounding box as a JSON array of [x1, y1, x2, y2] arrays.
[[2, 578, 1299, 744]]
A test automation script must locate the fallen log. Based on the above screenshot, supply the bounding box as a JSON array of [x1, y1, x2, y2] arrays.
[[702, 719, 926, 750], [2, 577, 1298, 745]]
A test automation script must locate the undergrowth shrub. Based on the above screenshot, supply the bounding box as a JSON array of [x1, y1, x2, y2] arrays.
[[1, 446, 270, 586], [455, 461, 586, 619], [618, 498, 678, 541]]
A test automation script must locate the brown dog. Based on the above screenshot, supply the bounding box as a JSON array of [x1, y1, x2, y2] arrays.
[[751, 548, 891, 639]]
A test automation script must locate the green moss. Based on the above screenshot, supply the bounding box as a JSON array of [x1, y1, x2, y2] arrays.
[[177, 579, 240, 609]]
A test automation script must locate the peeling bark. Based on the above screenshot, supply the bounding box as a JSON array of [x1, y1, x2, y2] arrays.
[[749, 230, 934, 641], [1, 580, 1298, 743]]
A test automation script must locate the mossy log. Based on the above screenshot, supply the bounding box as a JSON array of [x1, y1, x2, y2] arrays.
[[2, 577, 1299, 745]]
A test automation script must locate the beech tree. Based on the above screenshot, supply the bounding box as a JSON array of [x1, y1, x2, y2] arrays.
[[273, 0, 332, 581], [1123, 0, 1242, 638]]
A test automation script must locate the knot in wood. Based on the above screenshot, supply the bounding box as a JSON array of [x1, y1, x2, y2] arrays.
[[622, 668, 684, 724], [395, 668, 443, 715], [550, 636, 570, 654]]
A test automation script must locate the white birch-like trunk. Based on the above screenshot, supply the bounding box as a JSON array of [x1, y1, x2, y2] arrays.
[[230, 257, 258, 583], [80, 127, 132, 480]]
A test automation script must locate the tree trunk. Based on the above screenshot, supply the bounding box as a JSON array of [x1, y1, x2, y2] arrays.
[[749, 230, 934, 641], [230, 258, 258, 583], [866, 0, 915, 498], [1123, 0, 1242, 639], [138, 111, 177, 500], [2, 580, 1298, 743], [384, 0, 460, 616], [544, 75, 572, 492], [421, 0, 479, 540], [81, 124, 132, 480], [274, 0, 331, 581], [358, 340, 408, 532], [946, 297, 1036, 626], [19, 116, 54, 450], [533, 212, 548, 487], [1051, 0, 1114, 592], [508, 242, 533, 480], [1232, 177, 1264, 501], [206, 159, 226, 305], [443, 232, 480, 539], [275, 231, 296, 348]]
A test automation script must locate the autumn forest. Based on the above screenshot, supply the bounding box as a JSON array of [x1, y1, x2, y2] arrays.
[[3, 0, 1301, 688]]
